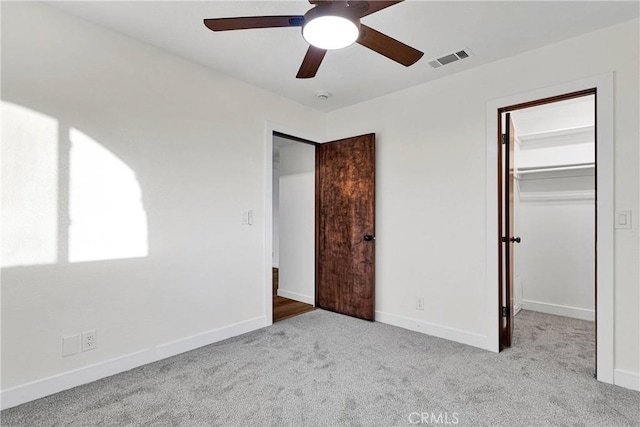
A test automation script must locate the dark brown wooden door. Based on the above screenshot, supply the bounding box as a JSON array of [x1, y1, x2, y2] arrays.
[[500, 113, 516, 348], [316, 133, 375, 321]]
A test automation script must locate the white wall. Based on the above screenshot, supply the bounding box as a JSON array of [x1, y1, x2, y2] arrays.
[[326, 19, 639, 379], [0, 2, 325, 407], [512, 97, 595, 135], [277, 143, 316, 304], [518, 175, 595, 320], [515, 143, 594, 169], [514, 177, 523, 315]]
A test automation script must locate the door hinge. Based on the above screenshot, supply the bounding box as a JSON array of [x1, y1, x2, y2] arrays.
[[502, 306, 509, 317], [501, 134, 507, 145]]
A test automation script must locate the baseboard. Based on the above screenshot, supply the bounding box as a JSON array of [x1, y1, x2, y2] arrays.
[[514, 302, 522, 316], [522, 300, 594, 321], [276, 289, 314, 305], [614, 369, 640, 391], [375, 310, 493, 352], [0, 316, 266, 410]]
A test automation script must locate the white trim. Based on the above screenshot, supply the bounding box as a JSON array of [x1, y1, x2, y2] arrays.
[[521, 299, 595, 321], [264, 122, 323, 328], [0, 316, 266, 410], [614, 369, 640, 391], [375, 311, 492, 352], [519, 190, 595, 202], [264, 124, 275, 329], [486, 72, 615, 383], [277, 289, 314, 305]]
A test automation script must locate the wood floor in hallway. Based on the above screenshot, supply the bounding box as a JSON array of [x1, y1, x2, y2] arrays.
[[273, 296, 315, 322]]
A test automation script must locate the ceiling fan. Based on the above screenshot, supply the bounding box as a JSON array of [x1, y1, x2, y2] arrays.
[[204, 0, 424, 79]]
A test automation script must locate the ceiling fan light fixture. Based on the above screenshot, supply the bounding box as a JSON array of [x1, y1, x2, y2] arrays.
[[204, 0, 423, 79], [302, 15, 359, 50]]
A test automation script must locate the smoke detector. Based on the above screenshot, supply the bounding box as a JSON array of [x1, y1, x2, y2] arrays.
[[316, 90, 331, 100]]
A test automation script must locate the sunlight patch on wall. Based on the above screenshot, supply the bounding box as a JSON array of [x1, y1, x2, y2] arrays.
[[68, 128, 148, 263], [1, 102, 148, 267], [1, 102, 58, 267]]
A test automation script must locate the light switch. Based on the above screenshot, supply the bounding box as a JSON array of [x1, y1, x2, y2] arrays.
[[615, 210, 631, 229], [241, 209, 253, 226]]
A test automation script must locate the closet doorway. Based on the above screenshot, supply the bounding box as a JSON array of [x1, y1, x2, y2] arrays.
[[498, 90, 597, 375]]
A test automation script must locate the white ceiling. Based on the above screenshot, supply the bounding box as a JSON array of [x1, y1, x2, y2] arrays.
[[49, 1, 638, 112]]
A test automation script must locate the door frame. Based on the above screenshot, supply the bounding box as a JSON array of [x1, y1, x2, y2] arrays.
[[498, 90, 596, 350], [264, 122, 323, 327], [485, 73, 614, 384]]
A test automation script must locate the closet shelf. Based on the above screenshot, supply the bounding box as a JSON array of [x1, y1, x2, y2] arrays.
[[516, 162, 594, 180]]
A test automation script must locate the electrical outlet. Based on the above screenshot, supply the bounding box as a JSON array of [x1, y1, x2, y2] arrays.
[[82, 330, 97, 352], [416, 297, 424, 311]]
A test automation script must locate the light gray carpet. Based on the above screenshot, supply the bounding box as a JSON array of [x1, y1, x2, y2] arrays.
[[2, 309, 638, 426]]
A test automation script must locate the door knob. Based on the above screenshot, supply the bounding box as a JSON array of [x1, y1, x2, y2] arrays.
[[364, 235, 375, 241], [510, 237, 521, 243]]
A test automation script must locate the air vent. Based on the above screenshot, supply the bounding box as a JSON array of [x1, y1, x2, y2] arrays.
[[428, 48, 472, 69], [438, 54, 459, 65]]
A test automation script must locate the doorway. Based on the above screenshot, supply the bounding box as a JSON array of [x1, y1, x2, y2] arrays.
[[265, 126, 377, 325], [499, 93, 597, 376], [486, 73, 614, 383], [498, 88, 596, 349], [272, 131, 317, 322]]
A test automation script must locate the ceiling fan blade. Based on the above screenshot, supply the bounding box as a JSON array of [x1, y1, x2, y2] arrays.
[[357, 24, 423, 66], [296, 46, 327, 79], [348, 1, 403, 18], [204, 16, 304, 32]]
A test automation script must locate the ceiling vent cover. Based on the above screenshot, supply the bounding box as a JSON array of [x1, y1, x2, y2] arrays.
[[428, 48, 472, 69]]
